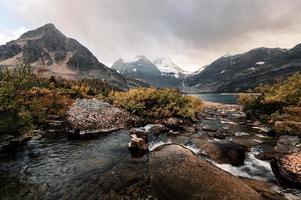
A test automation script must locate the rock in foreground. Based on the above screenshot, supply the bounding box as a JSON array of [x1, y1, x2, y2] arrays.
[[150, 144, 262, 200], [67, 98, 133, 137]]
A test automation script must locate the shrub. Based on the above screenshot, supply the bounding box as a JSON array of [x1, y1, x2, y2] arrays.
[[109, 87, 203, 120], [239, 73, 301, 123]]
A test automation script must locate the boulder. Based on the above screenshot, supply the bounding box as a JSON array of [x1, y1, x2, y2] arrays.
[[271, 152, 301, 188], [163, 117, 181, 130], [128, 134, 148, 157], [0, 134, 31, 155], [150, 144, 263, 200], [191, 138, 246, 166], [273, 121, 301, 136], [270, 135, 301, 188], [67, 98, 133, 137], [273, 135, 300, 154], [256, 136, 300, 161], [145, 124, 169, 136], [130, 128, 148, 142]]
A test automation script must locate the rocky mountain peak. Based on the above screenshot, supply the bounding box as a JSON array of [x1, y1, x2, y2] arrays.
[[0, 23, 128, 90], [19, 23, 64, 41]]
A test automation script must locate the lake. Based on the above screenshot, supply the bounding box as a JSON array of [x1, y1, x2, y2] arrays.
[[191, 93, 239, 104]]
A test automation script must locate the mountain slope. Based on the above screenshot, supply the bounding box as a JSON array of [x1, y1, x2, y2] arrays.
[[111, 56, 183, 88], [185, 46, 301, 92], [0, 23, 128, 90], [153, 57, 188, 78]]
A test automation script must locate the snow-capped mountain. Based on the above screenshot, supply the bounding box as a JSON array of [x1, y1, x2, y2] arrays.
[[111, 56, 184, 88], [153, 57, 188, 78]]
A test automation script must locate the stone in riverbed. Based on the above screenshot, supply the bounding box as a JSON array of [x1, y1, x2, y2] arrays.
[[67, 98, 134, 137], [0, 134, 31, 155], [273, 135, 300, 154], [128, 134, 148, 157], [191, 138, 246, 166], [271, 152, 301, 188], [273, 121, 301, 136], [150, 144, 263, 200], [163, 117, 181, 130]]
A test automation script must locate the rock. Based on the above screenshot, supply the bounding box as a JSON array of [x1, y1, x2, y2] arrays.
[[128, 134, 148, 157], [130, 128, 148, 142], [271, 152, 301, 188], [273, 121, 301, 136], [202, 119, 221, 132], [163, 117, 181, 130], [270, 136, 301, 188], [255, 151, 279, 161], [232, 138, 263, 150], [150, 144, 263, 200], [241, 178, 288, 200], [67, 98, 133, 138], [145, 124, 168, 136], [191, 138, 246, 166], [273, 135, 300, 154], [0, 134, 31, 155]]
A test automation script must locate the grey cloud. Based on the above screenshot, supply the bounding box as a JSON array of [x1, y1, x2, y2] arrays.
[[7, 0, 301, 71]]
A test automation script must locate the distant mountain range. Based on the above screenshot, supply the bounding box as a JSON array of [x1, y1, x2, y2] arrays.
[[0, 23, 128, 90], [185, 46, 301, 92], [1, 23, 300, 92], [111, 56, 187, 88]]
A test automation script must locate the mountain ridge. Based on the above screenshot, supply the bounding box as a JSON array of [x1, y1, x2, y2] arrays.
[[0, 23, 128, 90]]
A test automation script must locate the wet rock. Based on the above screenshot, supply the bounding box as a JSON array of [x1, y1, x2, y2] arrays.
[[130, 128, 148, 142], [256, 136, 300, 161], [241, 178, 288, 200], [146, 124, 168, 136], [255, 151, 279, 161], [150, 144, 262, 200], [271, 152, 301, 188], [128, 134, 148, 157], [191, 138, 246, 166], [0, 134, 31, 155], [163, 117, 181, 130], [202, 119, 221, 132], [232, 138, 263, 150], [269, 136, 301, 188], [273, 135, 300, 154], [273, 121, 301, 136], [67, 98, 134, 138]]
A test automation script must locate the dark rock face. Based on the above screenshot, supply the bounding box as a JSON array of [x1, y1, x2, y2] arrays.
[[0, 134, 31, 156], [111, 56, 183, 88], [0, 23, 128, 90], [186, 46, 301, 92], [191, 139, 246, 166], [67, 98, 134, 138], [150, 144, 262, 200]]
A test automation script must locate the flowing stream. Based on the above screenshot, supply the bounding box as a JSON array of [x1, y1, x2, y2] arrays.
[[0, 94, 301, 199]]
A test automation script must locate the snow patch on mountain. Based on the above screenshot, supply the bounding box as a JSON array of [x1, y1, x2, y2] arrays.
[[153, 57, 188, 78], [256, 61, 265, 65]]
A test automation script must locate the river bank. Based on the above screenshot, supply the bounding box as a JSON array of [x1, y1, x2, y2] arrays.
[[0, 100, 300, 199]]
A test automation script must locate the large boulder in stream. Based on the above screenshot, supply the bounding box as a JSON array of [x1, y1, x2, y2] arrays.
[[67, 98, 134, 138], [150, 144, 263, 200], [271, 152, 301, 188], [191, 138, 246, 166]]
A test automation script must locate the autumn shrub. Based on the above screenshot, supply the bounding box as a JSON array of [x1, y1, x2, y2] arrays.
[[109, 87, 203, 120], [239, 73, 301, 123]]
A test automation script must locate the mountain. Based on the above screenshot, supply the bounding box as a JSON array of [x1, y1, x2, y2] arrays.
[[111, 56, 184, 88], [0, 23, 128, 90], [153, 57, 188, 78], [185, 46, 301, 92]]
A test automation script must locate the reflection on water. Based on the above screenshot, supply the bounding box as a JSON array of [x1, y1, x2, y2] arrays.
[[0, 130, 135, 199], [192, 93, 239, 104]]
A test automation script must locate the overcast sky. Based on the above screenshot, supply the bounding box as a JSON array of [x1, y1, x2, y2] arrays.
[[1, 0, 301, 72]]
